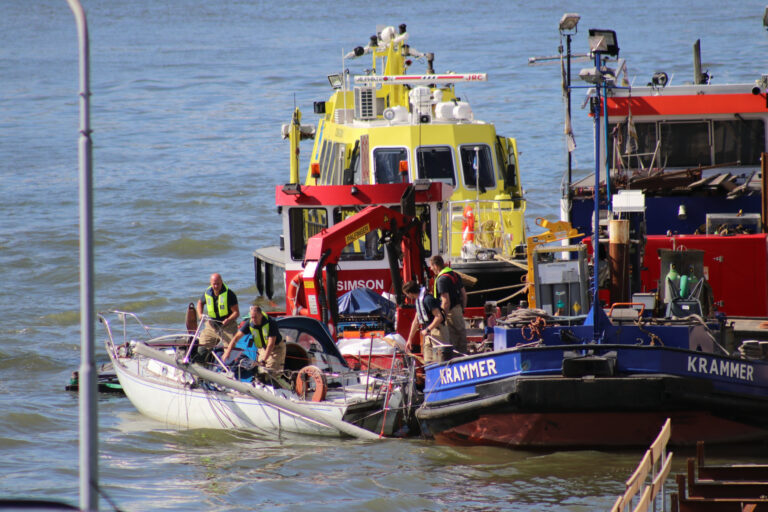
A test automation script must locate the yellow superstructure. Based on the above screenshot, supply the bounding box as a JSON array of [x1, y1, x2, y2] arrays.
[[287, 23, 526, 263]]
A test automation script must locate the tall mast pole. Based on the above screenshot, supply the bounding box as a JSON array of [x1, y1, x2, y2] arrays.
[[591, 51, 602, 341]]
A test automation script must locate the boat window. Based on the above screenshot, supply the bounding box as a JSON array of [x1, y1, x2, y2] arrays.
[[416, 146, 455, 186], [346, 141, 360, 185], [333, 207, 384, 261], [609, 121, 657, 169], [416, 205, 432, 255], [714, 119, 765, 165], [373, 147, 408, 184], [288, 207, 328, 260], [327, 143, 343, 185], [280, 328, 325, 356], [660, 122, 711, 167], [459, 145, 495, 191], [383, 205, 433, 256], [319, 140, 332, 184]]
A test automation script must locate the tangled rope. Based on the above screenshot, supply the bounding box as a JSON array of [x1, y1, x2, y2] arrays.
[[521, 316, 548, 342]]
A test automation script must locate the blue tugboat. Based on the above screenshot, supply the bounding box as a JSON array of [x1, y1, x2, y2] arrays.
[[416, 25, 768, 449]]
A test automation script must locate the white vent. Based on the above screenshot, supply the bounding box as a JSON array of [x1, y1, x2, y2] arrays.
[[334, 108, 354, 124], [354, 87, 376, 120]]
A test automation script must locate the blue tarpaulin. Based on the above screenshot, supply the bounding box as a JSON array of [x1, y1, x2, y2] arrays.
[[337, 288, 396, 323]]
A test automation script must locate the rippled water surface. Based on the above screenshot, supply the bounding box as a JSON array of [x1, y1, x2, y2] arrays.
[[3, 0, 768, 509]]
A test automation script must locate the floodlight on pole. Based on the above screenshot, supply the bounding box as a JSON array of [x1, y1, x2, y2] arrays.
[[559, 13, 580, 34]]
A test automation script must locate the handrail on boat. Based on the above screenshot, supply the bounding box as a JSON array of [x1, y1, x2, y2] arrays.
[[446, 198, 523, 257], [608, 302, 646, 318], [610, 418, 673, 512]]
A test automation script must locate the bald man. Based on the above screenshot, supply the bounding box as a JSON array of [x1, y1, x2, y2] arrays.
[[196, 273, 240, 355]]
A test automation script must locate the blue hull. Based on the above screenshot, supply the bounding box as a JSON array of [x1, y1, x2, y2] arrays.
[[417, 323, 768, 448]]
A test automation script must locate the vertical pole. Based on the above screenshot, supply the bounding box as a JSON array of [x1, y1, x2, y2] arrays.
[[603, 79, 611, 210], [592, 52, 602, 340], [693, 39, 702, 85], [288, 107, 301, 184], [66, 1, 98, 509], [566, 34, 573, 195], [761, 153, 768, 232], [609, 219, 630, 303]]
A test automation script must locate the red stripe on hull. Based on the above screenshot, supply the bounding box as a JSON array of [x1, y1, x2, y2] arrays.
[[431, 411, 768, 449], [606, 94, 766, 117]]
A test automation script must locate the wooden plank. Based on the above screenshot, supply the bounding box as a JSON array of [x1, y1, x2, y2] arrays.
[[697, 441, 768, 481], [720, 175, 739, 192], [708, 172, 732, 188], [625, 450, 652, 503], [687, 174, 717, 190], [676, 474, 768, 511], [650, 451, 674, 501], [649, 418, 671, 461], [687, 457, 768, 499], [631, 485, 652, 512]]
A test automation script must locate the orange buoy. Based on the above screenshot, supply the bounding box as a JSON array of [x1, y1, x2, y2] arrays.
[[294, 365, 328, 402]]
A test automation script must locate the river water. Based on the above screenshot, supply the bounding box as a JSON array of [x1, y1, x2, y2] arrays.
[[3, 0, 768, 510]]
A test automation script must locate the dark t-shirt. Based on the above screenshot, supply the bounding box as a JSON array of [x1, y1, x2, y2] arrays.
[[435, 271, 462, 309], [419, 293, 444, 326], [200, 288, 238, 320], [239, 315, 282, 347]]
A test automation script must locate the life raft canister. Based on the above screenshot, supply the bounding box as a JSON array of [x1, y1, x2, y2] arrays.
[[294, 365, 328, 402], [286, 273, 309, 316], [462, 204, 475, 244]]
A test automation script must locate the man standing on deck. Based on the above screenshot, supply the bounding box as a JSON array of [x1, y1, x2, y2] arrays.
[[222, 305, 286, 372], [196, 273, 240, 357], [429, 255, 467, 356], [403, 280, 448, 363]]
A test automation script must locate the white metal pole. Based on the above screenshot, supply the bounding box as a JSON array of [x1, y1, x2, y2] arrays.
[[65, 0, 98, 509]]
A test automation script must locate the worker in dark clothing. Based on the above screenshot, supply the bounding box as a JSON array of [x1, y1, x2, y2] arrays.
[[403, 280, 448, 363], [429, 255, 467, 355]]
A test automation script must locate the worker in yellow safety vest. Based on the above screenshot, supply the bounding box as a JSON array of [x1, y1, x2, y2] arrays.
[[196, 273, 240, 358]]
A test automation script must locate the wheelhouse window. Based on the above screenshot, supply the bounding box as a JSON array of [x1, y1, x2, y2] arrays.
[[288, 207, 328, 260], [660, 122, 711, 167], [373, 147, 408, 184], [714, 119, 765, 165], [609, 119, 766, 169], [609, 121, 657, 169], [459, 145, 495, 191], [333, 207, 384, 261], [416, 146, 456, 186], [318, 140, 332, 184], [381, 204, 433, 256]]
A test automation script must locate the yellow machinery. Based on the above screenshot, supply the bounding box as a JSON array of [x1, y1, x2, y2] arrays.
[[525, 218, 583, 309]]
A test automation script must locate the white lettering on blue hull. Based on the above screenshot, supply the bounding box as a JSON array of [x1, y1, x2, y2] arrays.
[[687, 356, 754, 382], [439, 359, 498, 385]]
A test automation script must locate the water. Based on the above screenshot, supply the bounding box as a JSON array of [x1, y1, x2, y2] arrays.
[[3, 0, 768, 509]]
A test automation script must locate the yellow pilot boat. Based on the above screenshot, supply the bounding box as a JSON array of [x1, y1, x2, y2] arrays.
[[257, 23, 528, 307]]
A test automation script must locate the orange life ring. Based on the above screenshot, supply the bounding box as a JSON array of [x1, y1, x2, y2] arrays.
[[286, 273, 309, 316], [461, 204, 475, 244], [294, 365, 327, 402]]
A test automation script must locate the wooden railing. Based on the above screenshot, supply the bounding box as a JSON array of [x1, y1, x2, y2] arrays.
[[611, 418, 674, 512]]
